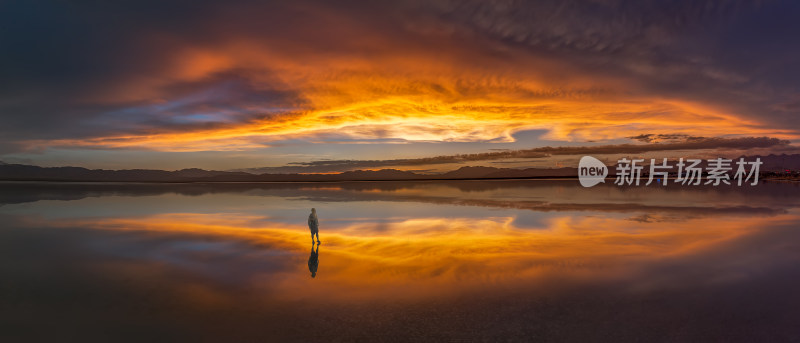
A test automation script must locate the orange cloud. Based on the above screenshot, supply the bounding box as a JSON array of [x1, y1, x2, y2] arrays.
[[5, 0, 800, 164], [21, 21, 800, 152]]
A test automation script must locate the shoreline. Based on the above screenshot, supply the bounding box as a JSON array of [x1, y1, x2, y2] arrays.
[[0, 176, 583, 184]]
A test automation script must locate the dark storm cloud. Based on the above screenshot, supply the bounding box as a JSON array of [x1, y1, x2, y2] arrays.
[[90, 72, 306, 134], [0, 0, 307, 143], [420, 0, 800, 127]]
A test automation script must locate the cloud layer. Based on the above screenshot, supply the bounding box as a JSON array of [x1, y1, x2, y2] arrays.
[[244, 136, 792, 173], [1, 0, 800, 166]]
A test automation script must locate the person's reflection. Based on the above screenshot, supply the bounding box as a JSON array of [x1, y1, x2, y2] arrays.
[[308, 242, 319, 278]]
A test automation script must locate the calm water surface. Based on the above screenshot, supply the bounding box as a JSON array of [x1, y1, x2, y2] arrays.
[[1, 180, 799, 342]]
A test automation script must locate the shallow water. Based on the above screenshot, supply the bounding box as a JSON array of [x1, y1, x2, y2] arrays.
[[1, 180, 799, 342]]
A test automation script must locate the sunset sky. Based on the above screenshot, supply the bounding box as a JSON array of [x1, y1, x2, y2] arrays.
[[2, 0, 800, 172]]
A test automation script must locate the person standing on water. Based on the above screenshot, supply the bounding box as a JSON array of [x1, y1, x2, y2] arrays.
[[308, 208, 320, 244]]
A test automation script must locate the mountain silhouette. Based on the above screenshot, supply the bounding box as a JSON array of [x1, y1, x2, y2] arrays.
[[0, 154, 796, 182]]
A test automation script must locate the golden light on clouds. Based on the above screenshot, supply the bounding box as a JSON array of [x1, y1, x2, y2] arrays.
[[19, 36, 799, 153], [38, 102, 783, 152]]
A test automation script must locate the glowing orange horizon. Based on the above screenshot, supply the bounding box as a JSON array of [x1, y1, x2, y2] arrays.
[[20, 43, 800, 153]]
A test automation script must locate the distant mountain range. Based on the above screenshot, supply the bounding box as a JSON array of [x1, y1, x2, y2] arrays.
[[0, 164, 579, 182], [0, 154, 797, 182]]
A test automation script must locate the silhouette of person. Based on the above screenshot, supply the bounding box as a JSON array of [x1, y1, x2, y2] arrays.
[[308, 242, 319, 278], [308, 208, 320, 244]]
